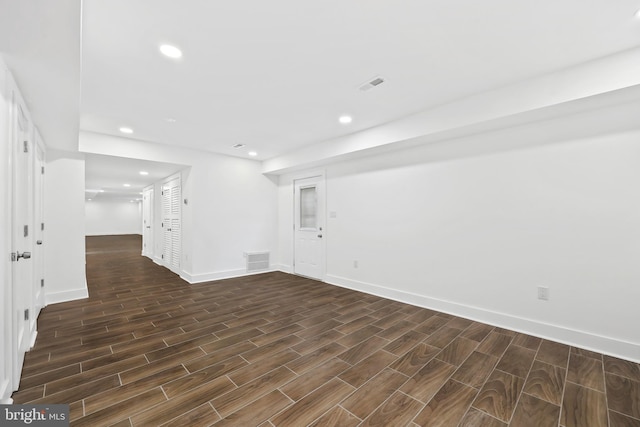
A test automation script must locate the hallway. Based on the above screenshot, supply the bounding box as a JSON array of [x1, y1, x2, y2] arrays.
[[11, 235, 640, 426]]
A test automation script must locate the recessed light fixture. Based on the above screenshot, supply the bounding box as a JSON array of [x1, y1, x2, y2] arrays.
[[119, 127, 133, 134], [123, 183, 131, 187], [339, 115, 353, 124], [139, 171, 149, 176], [248, 151, 258, 157], [87, 198, 92, 201], [165, 118, 177, 123], [159, 44, 182, 59]]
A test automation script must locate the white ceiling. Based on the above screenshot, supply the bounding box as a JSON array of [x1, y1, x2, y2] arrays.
[[2, 0, 640, 185], [79, 0, 640, 161], [84, 154, 185, 201]]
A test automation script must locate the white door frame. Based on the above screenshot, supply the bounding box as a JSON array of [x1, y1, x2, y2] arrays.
[[293, 173, 326, 281], [142, 185, 154, 259]]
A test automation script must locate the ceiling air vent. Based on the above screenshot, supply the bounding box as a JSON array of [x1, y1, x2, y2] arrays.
[[232, 143, 245, 149], [359, 76, 386, 91]]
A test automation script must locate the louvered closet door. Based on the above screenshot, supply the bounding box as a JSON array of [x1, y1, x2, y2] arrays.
[[169, 178, 181, 271], [161, 175, 181, 274]]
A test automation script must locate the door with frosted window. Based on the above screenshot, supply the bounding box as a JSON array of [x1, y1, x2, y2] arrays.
[[294, 176, 324, 280]]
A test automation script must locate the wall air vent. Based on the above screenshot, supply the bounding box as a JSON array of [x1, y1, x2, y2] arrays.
[[359, 76, 386, 91], [244, 251, 270, 273]]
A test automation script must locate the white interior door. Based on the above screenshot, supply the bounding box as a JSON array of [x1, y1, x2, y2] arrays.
[[293, 176, 325, 280], [11, 100, 34, 387], [161, 175, 181, 274], [142, 187, 154, 258]]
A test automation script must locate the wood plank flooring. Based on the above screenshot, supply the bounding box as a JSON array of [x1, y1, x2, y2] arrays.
[[11, 235, 640, 426]]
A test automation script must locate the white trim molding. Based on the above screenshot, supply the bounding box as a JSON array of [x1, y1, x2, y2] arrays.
[[325, 274, 640, 364]]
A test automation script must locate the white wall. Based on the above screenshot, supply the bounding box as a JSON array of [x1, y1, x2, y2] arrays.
[[278, 125, 640, 363], [0, 56, 13, 403], [80, 132, 279, 282], [85, 199, 142, 236], [44, 150, 88, 304]]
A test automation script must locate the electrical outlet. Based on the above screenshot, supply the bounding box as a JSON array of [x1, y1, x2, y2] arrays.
[[537, 286, 549, 301]]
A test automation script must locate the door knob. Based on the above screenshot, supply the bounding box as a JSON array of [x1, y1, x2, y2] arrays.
[[16, 251, 31, 260], [36, 240, 43, 245], [317, 234, 323, 238]]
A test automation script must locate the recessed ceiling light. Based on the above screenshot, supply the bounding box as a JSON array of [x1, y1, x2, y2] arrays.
[[165, 118, 177, 123], [123, 183, 131, 187], [339, 115, 353, 124], [119, 127, 133, 134], [248, 151, 258, 157], [139, 171, 149, 175], [87, 198, 92, 201], [159, 44, 182, 59]]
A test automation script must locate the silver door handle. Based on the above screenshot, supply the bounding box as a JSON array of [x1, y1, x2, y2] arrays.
[[17, 251, 31, 260], [317, 234, 323, 238], [146, 226, 150, 229], [36, 240, 43, 245]]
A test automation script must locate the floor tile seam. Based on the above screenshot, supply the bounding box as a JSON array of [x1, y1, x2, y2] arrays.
[[570, 347, 604, 362], [471, 405, 508, 426], [209, 367, 297, 420], [520, 390, 562, 410], [206, 401, 222, 425], [557, 345, 572, 427], [335, 403, 363, 422], [601, 348, 613, 427], [467, 347, 516, 425], [265, 392, 296, 426], [434, 335, 480, 367], [493, 367, 529, 381], [19, 359, 83, 386], [563, 379, 606, 394], [605, 370, 640, 386], [601, 366, 640, 383], [276, 364, 354, 407], [609, 409, 640, 422], [81, 380, 169, 421]]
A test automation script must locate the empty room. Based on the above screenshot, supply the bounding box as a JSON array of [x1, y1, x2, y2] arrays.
[[1, 1, 640, 426]]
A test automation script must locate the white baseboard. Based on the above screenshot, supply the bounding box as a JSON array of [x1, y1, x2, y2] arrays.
[[275, 264, 292, 274], [29, 330, 38, 349], [181, 266, 278, 284], [45, 287, 89, 305], [0, 379, 12, 404], [325, 274, 640, 364]]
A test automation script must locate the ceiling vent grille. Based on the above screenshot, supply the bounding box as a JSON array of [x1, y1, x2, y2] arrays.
[[359, 76, 386, 91], [232, 143, 245, 149]]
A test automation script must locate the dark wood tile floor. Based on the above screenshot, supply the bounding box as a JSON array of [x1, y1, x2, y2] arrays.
[[12, 235, 640, 426]]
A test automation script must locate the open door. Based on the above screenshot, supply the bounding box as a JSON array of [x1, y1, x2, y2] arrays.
[[293, 175, 325, 280]]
